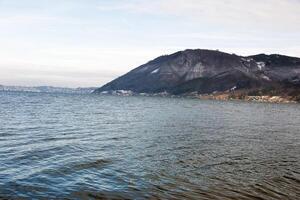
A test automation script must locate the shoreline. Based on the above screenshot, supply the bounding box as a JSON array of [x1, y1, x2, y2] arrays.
[[196, 94, 297, 104], [2, 89, 297, 104], [95, 90, 299, 104]]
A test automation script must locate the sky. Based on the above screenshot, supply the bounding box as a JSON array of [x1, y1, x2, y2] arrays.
[[0, 0, 300, 87]]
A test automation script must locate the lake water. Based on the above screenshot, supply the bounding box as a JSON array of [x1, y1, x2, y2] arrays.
[[0, 91, 299, 199]]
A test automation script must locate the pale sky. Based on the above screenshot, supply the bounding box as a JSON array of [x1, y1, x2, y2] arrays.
[[1, 0, 300, 87]]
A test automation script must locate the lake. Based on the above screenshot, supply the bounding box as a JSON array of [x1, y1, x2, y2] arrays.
[[0, 91, 299, 199]]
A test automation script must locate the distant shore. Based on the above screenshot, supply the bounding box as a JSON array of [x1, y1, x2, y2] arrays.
[[1, 86, 298, 104], [0, 85, 96, 94]]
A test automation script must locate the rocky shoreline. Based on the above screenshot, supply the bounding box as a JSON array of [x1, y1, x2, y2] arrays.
[[196, 94, 297, 104], [97, 90, 299, 104]]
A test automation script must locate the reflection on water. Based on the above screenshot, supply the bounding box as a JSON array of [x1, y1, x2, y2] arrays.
[[0, 91, 299, 199]]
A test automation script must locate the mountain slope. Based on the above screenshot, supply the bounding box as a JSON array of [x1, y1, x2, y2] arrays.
[[93, 49, 300, 100]]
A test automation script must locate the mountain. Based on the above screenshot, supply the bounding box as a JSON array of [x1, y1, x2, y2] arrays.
[[93, 49, 300, 102], [0, 85, 96, 94]]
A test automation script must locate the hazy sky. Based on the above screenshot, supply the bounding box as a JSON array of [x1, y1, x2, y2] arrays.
[[1, 0, 300, 87]]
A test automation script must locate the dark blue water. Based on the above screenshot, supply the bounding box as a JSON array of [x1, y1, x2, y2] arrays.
[[0, 91, 299, 199]]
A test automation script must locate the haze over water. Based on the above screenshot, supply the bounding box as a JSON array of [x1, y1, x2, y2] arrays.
[[0, 91, 299, 199]]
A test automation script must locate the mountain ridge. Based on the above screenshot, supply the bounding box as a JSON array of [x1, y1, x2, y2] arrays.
[[94, 49, 300, 102]]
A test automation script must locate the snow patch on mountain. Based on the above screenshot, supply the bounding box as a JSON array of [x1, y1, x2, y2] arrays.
[[257, 62, 265, 70], [261, 75, 271, 81], [151, 68, 159, 74]]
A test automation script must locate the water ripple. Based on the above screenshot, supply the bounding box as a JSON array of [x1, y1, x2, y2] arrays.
[[0, 92, 299, 199]]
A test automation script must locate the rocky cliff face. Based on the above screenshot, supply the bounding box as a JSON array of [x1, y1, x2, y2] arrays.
[[93, 49, 300, 101]]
